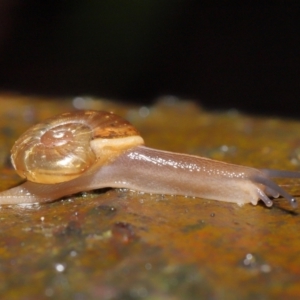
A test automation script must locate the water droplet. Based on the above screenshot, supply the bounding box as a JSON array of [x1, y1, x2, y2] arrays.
[[220, 145, 229, 152], [260, 264, 271, 273], [55, 263, 65, 272], [138, 106, 150, 118], [72, 97, 87, 109], [70, 250, 77, 257], [243, 253, 255, 266]]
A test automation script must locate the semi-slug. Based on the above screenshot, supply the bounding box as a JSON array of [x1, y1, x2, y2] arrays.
[[0, 110, 298, 208]]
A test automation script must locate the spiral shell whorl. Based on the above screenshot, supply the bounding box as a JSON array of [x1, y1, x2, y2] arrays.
[[11, 110, 143, 184]]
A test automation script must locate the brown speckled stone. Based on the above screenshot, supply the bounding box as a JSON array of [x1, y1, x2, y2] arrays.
[[0, 94, 300, 299]]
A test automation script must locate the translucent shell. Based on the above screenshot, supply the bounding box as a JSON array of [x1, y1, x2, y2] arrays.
[[11, 110, 144, 184]]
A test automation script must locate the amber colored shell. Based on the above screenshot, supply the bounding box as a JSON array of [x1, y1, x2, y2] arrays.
[[11, 110, 143, 184]]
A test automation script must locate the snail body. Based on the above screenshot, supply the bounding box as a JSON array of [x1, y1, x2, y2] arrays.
[[0, 110, 299, 208]]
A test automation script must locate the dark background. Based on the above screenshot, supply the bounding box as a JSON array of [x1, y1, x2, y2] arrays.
[[0, 1, 299, 117]]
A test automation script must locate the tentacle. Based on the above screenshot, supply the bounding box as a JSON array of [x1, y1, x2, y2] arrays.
[[256, 188, 273, 207], [260, 169, 300, 179], [264, 186, 280, 198], [251, 174, 297, 208]]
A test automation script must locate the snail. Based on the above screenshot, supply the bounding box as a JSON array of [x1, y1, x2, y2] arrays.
[[0, 110, 299, 208]]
